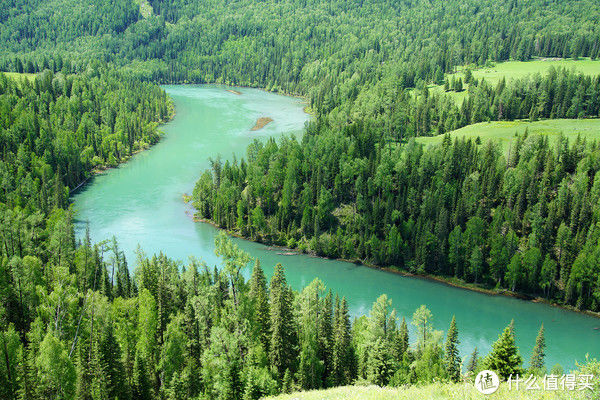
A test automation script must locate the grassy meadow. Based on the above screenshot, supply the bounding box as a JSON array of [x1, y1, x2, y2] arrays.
[[418, 58, 600, 105], [415, 119, 600, 152], [3, 72, 36, 82], [265, 382, 593, 400], [453, 58, 600, 86]]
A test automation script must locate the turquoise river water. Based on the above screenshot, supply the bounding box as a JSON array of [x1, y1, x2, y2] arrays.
[[72, 85, 600, 370]]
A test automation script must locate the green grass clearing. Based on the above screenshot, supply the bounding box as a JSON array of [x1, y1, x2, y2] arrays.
[[416, 119, 600, 153], [416, 58, 600, 105], [453, 58, 600, 86], [265, 382, 591, 400], [133, 0, 153, 18], [3, 72, 37, 82]]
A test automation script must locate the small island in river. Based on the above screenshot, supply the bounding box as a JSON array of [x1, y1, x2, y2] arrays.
[[251, 116, 274, 131]]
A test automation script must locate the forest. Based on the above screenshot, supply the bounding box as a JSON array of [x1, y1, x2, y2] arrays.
[[0, 66, 170, 332], [0, 227, 559, 400], [1, 0, 600, 398], [2, 0, 600, 94], [192, 67, 600, 312]]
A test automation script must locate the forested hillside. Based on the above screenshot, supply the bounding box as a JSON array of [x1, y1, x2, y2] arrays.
[[0, 67, 170, 325], [2, 0, 600, 99], [193, 66, 600, 311], [2, 0, 600, 399], [0, 230, 570, 399], [2, 0, 599, 140], [0, 68, 171, 206]]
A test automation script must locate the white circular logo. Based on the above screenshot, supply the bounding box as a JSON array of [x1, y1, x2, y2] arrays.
[[475, 370, 500, 395]]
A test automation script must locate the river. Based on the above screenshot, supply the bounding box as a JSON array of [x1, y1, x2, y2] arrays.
[[71, 85, 600, 370]]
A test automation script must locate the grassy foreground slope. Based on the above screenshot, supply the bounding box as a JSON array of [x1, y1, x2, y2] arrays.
[[416, 119, 600, 151], [264, 383, 591, 400]]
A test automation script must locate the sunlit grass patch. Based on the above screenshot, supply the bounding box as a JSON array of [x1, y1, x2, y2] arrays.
[[416, 119, 600, 153]]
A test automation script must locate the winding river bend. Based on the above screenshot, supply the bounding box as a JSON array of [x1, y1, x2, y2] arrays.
[[72, 85, 600, 370]]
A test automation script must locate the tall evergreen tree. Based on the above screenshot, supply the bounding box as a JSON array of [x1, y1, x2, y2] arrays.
[[484, 322, 523, 379], [319, 290, 334, 386], [366, 337, 395, 386], [269, 264, 297, 378], [99, 322, 129, 400], [249, 259, 270, 351], [364, 295, 397, 386], [443, 315, 461, 382], [132, 352, 151, 400], [395, 317, 409, 362], [467, 347, 478, 373], [529, 323, 546, 372], [332, 296, 353, 386]]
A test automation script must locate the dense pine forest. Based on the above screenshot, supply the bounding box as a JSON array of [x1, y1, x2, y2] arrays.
[[2, 0, 600, 97], [189, 55, 600, 313], [2, 0, 600, 398], [192, 68, 600, 312], [0, 228, 562, 400]]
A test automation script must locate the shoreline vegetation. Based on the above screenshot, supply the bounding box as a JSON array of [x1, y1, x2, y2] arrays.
[[188, 67, 600, 321], [5, 0, 600, 396], [251, 116, 274, 131], [70, 101, 175, 195], [188, 213, 600, 322]]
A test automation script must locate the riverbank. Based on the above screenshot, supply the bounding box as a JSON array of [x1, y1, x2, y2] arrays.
[[73, 84, 600, 369], [172, 82, 314, 115], [188, 212, 600, 320], [70, 100, 175, 195]]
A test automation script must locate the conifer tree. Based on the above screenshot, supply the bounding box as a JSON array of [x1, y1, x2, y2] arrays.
[[444, 315, 461, 382], [394, 317, 409, 362], [249, 259, 270, 351], [132, 352, 151, 400], [332, 296, 353, 386], [296, 335, 323, 390], [90, 334, 109, 400], [281, 369, 293, 393], [529, 323, 546, 372], [269, 264, 297, 378], [364, 295, 396, 386], [99, 322, 128, 400], [296, 279, 325, 390], [467, 347, 479, 373], [76, 339, 92, 400], [319, 290, 334, 385], [485, 322, 523, 379], [366, 337, 394, 386]]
